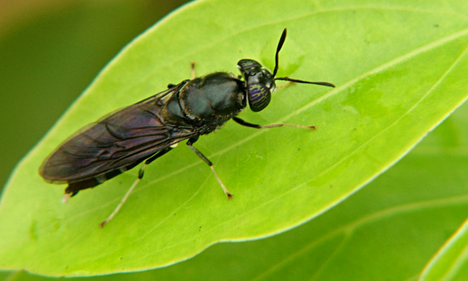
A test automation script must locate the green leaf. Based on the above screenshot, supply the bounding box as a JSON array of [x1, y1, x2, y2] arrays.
[[5, 80, 468, 281], [419, 120, 468, 279], [1, 0, 468, 277], [421, 220, 468, 280]]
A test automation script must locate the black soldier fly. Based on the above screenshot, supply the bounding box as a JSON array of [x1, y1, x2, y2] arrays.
[[39, 29, 335, 226]]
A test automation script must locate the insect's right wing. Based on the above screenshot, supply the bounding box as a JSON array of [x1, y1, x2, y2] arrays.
[[39, 81, 195, 185]]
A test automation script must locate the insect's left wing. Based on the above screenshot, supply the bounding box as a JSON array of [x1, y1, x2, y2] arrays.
[[40, 85, 196, 192]]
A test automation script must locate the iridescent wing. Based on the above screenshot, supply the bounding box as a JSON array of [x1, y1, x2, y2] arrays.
[[39, 82, 196, 192]]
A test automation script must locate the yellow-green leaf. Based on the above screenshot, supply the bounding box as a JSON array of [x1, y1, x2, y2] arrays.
[[1, 0, 468, 277]]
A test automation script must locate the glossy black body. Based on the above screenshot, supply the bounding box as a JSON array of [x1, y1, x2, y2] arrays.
[[40, 72, 247, 196]]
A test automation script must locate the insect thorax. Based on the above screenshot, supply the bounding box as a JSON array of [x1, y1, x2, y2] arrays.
[[162, 72, 246, 131]]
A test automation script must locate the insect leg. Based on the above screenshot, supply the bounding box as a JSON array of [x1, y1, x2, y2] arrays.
[[100, 147, 173, 227], [232, 117, 316, 130], [186, 137, 233, 199], [190, 62, 196, 79]]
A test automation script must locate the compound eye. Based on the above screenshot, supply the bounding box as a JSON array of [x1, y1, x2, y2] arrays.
[[247, 82, 270, 112], [247, 72, 272, 112], [237, 59, 275, 112]]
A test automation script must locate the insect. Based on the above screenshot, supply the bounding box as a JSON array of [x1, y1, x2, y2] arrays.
[[39, 29, 335, 226]]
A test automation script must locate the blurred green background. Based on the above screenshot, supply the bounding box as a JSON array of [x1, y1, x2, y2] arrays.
[[0, 0, 191, 190]]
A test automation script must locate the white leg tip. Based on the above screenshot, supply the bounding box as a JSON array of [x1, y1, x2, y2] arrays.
[[62, 193, 71, 204]]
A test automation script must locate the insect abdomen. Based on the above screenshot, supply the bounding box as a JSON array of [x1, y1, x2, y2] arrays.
[[65, 164, 138, 196]]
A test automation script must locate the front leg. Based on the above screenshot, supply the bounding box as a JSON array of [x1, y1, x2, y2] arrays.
[[232, 117, 316, 130]]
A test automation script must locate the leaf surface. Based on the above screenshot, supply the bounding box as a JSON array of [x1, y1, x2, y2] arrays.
[[0, 0, 467, 276]]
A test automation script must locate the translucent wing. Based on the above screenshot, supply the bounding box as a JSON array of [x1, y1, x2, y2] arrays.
[[39, 84, 196, 188]]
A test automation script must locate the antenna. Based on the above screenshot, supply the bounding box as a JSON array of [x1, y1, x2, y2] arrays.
[[272, 29, 287, 77], [273, 28, 335, 88]]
